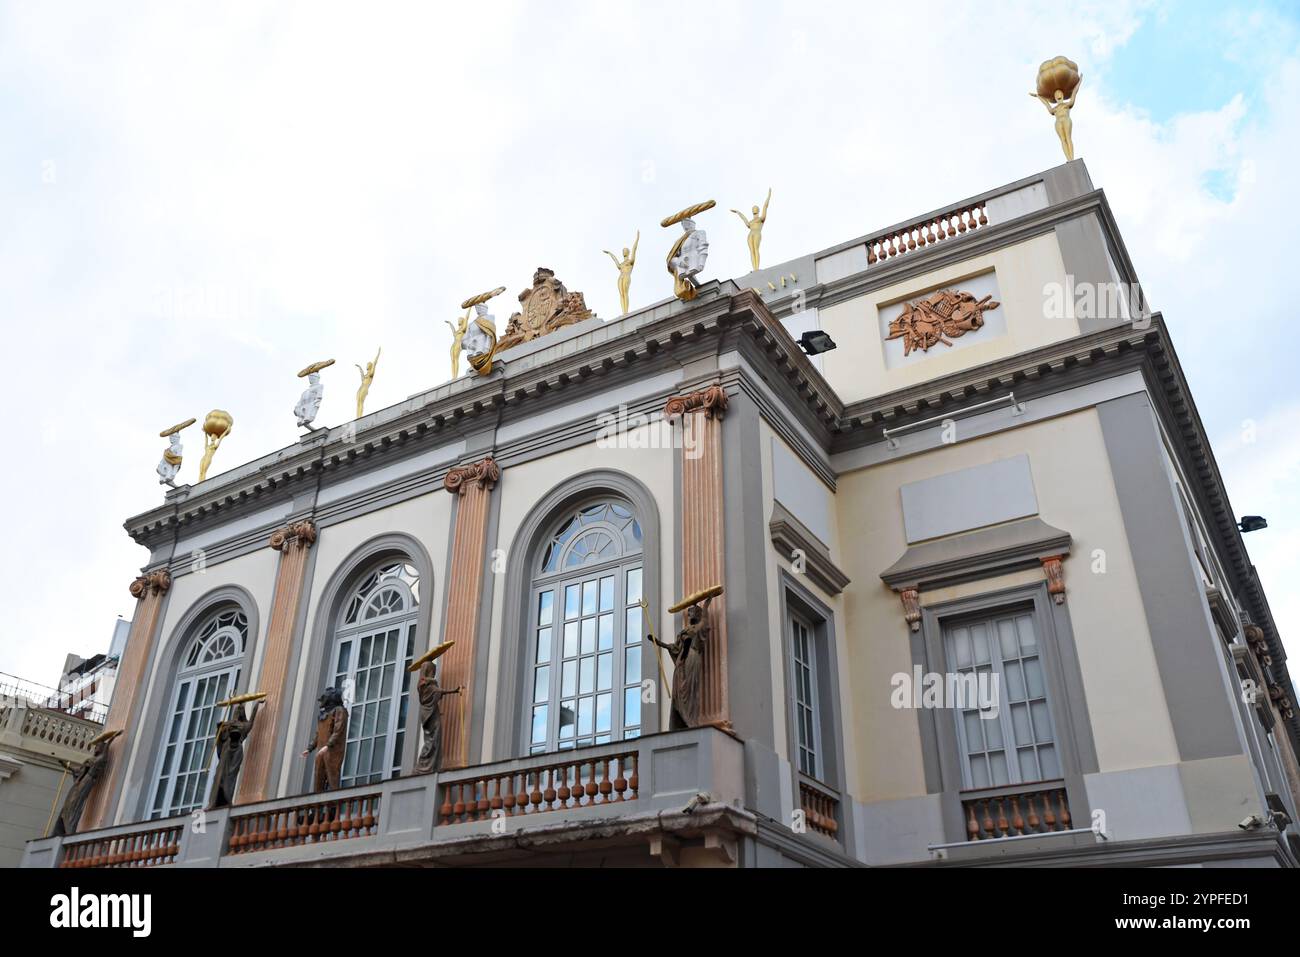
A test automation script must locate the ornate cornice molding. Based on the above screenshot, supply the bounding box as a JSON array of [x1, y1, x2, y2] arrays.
[[129, 569, 171, 599], [444, 455, 501, 495], [664, 384, 729, 421], [768, 503, 850, 596], [270, 519, 318, 552]]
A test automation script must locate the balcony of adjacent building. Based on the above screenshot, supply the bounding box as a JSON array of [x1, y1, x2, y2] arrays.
[[21, 726, 857, 868]]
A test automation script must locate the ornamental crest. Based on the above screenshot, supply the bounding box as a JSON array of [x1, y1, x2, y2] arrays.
[[885, 289, 1000, 356], [498, 268, 594, 351]]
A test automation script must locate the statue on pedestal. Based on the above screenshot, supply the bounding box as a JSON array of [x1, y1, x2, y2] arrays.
[[662, 201, 715, 301], [647, 586, 722, 730], [51, 729, 120, 837], [295, 359, 335, 429], [731, 188, 771, 271], [1032, 56, 1083, 161], [603, 231, 639, 315], [156, 418, 196, 488], [208, 692, 265, 810], [302, 687, 349, 793], [355, 348, 381, 419], [414, 654, 461, 774]]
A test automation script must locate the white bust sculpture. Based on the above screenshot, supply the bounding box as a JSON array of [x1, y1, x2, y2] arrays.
[[157, 432, 183, 487], [670, 218, 709, 284], [461, 303, 495, 360], [295, 371, 324, 428]]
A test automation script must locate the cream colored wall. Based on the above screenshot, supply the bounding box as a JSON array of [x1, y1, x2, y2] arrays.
[[481, 425, 677, 760], [276, 491, 453, 795], [835, 408, 1181, 804], [759, 423, 860, 795], [819, 232, 1080, 404], [118, 546, 280, 822]]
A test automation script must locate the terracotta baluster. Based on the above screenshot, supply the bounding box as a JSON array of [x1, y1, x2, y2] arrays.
[[906, 227, 917, 251], [629, 752, 639, 799], [977, 202, 988, 226], [490, 776, 503, 817], [1010, 796, 1025, 835], [867, 243, 878, 265], [542, 768, 555, 810], [980, 800, 994, 839], [613, 756, 627, 801], [1026, 793, 1042, 832], [599, 759, 613, 803], [584, 760, 599, 802], [967, 802, 980, 840], [1057, 791, 1071, 830], [516, 772, 530, 815], [1042, 791, 1057, 830], [557, 763, 572, 808], [439, 784, 454, 824], [529, 770, 544, 813], [453, 782, 468, 822]]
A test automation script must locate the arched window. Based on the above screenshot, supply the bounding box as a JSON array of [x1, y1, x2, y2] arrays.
[[526, 500, 644, 754], [328, 561, 420, 787], [149, 607, 248, 819]]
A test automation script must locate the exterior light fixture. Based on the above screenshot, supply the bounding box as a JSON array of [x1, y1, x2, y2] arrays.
[[1238, 515, 1268, 533], [798, 329, 837, 356]]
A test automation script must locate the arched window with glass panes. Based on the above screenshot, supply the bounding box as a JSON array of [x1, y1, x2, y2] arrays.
[[148, 606, 248, 819], [524, 500, 645, 755], [328, 561, 419, 787]]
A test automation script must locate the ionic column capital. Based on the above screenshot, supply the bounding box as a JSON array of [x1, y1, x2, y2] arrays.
[[445, 455, 501, 495], [270, 519, 318, 552], [129, 569, 171, 600], [664, 385, 729, 422]]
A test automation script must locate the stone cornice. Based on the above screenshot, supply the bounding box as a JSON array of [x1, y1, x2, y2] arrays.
[[444, 455, 501, 495], [269, 519, 318, 552], [768, 503, 850, 596]]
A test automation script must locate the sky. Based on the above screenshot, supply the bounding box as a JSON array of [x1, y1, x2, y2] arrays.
[[1, 0, 1297, 687]]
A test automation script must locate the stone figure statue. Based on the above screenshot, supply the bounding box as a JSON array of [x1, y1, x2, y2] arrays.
[[415, 661, 462, 774], [456, 287, 505, 377], [294, 359, 334, 429], [156, 418, 195, 489], [302, 687, 349, 792], [52, 736, 115, 837], [355, 347, 381, 419], [648, 593, 715, 730], [662, 201, 715, 301], [603, 230, 639, 315], [208, 701, 259, 810], [730, 188, 771, 271]]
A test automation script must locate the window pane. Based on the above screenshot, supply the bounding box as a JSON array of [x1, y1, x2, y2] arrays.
[[563, 621, 578, 658], [626, 604, 642, 643], [624, 688, 641, 729], [626, 568, 642, 605], [596, 693, 612, 733], [536, 627, 552, 664], [538, 590, 554, 627], [564, 585, 580, 620], [531, 705, 548, 744], [625, 645, 641, 685], [599, 576, 614, 612], [580, 618, 596, 655], [580, 657, 595, 695], [578, 697, 593, 735], [582, 581, 597, 616], [598, 613, 613, 650], [562, 660, 577, 697], [533, 666, 550, 704], [559, 700, 575, 738], [597, 652, 612, 691]]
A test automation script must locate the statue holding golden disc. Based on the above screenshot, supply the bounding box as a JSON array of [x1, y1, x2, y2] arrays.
[[648, 584, 723, 729], [156, 417, 196, 488], [51, 729, 121, 836], [197, 409, 233, 482], [410, 641, 459, 773], [208, 693, 265, 809], [1031, 56, 1083, 161], [453, 287, 505, 377], [295, 359, 335, 429], [662, 200, 715, 301]]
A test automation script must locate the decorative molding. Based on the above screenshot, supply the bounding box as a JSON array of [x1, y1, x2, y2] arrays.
[[898, 588, 922, 632], [498, 268, 594, 352], [885, 289, 1000, 356], [768, 503, 850, 596], [128, 569, 171, 599], [269, 519, 318, 552], [1041, 555, 1066, 604], [880, 517, 1072, 592], [444, 456, 501, 496], [664, 385, 729, 421], [0, 754, 22, 781]]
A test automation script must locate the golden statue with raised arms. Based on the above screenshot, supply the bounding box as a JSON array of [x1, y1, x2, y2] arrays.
[[1032, 56, 1083, 161], [731, 188, 771, 271], [197, 409, 233, 482], [603, 230, 639, 315], [355, 347, 380, 418]]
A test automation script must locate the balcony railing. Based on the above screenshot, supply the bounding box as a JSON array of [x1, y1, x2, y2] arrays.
[[797, 776, 840, 839], [866, 202, 990, 265], [60, 823, 183, 868], [228, 792, 381, 854], [962, 781, 1072, 841]]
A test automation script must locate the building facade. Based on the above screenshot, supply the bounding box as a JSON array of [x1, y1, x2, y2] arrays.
[[21, 159, 1300, 868]]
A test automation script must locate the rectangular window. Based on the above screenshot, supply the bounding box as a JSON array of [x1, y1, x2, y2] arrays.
[[943, 609, 1059, 789], [789, 612, 822, 780]]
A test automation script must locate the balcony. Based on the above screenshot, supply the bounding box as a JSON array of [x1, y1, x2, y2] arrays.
[[0, 698, 102, 763], [21, 726, 756, 868]]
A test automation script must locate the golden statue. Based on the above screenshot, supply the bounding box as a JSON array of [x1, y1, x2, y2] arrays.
[[1032, 56, 1082, 161], [731, 188, 771, 271], [197, 409, 233, 482], [603, 230, 639, 315], [446, 310, 469, 379], [355, 347, 380, 418]]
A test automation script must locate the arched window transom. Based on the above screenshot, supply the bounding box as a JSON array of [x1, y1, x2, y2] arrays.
[[527, 499, 645, 755]]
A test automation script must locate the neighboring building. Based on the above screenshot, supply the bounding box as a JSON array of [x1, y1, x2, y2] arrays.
[[21, 159, 1300, 869], [0, 677, 102, 867], [55, 618, 129, 725]]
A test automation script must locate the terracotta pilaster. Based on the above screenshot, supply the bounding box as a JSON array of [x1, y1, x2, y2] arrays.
[[664, 385, 730, 728], [440, 456, 500, 769], [237, 520, 317, 803], [80, 569, 172, 830]]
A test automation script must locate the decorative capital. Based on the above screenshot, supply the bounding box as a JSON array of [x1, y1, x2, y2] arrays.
[[445, 455, 501, 495], [129, 569, 172, 600], [897, 587, 921, 632], [663, 385, 729, 422], [1041, 555, 1066, 604], [270, 520, 318, 552]]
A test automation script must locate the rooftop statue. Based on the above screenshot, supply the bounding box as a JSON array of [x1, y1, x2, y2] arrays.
[[295, 359, 334, 429], [197, 409, 233, 482], [355, 347, 380, 419], [1032, 56, 1082, 161], [156, 417, 196, 488], [731, 188, 772, 271], [662, 200, 715, 301], [603, 231, 639, 315], [457, 287, 506, 377]]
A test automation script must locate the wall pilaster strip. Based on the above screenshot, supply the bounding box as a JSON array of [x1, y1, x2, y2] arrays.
[[666, 387, 730, 727], [80, 570, 172, 830], [237, 521, 317, 803], [441, 456, 500, 769]]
